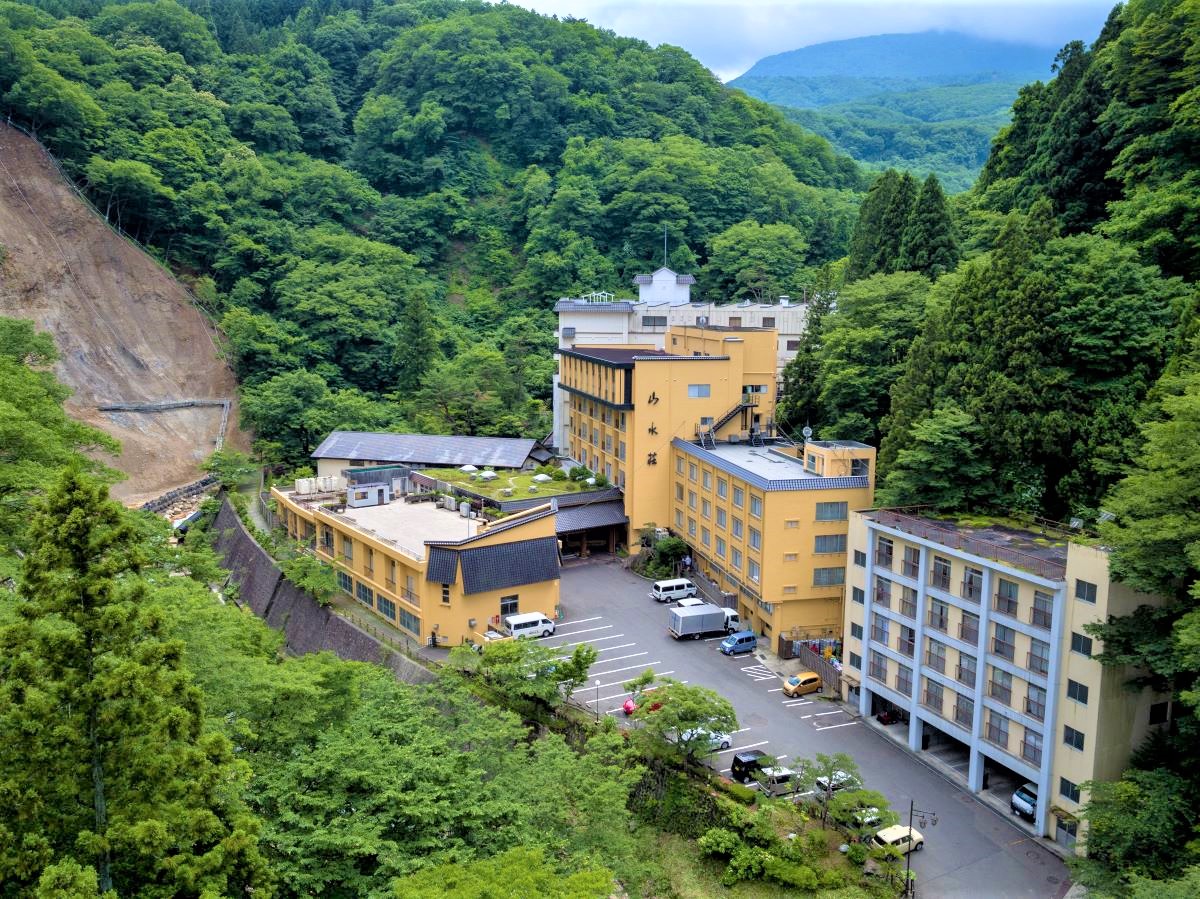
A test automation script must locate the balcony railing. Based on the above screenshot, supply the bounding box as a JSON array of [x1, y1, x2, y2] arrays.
[[385, 577, 396, 590], [902, 559, 920, 578], [1030, 606, 1053, 630], [875, 551, 894, 570], [993, 594, 1018, 617], [989, 680, 1012, 705], [900, 597, 917, 619], [922, 691, 944, 715], [1025, 697, 1045, 720], [959, 622, 979, 644], [930, 571, 951, 591], [927, 613, 948, 634], [869, 664, 887, 683], [895, 674, 913, 695], [954, 703, 973, 728], [925, 651, 946, 674], [874, 590, 891, 609], [897, 639, 915, 659], [993, 639, 1016, 661], [985, 723, 1009, 749], [961, 579, 983, 602], [401, 587, 421, 608], [870, 627, 889, 645], [955, 664, 976, 686], [1027, 652, 1049, 676], [1020, 740, 1043, 766]]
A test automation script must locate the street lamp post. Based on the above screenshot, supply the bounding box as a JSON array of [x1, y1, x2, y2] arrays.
[[905, 799, 938, 897], [595, 679, 601, 723]]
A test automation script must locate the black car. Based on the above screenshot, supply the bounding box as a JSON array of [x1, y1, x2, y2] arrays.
[[730, 749, 769, 783]]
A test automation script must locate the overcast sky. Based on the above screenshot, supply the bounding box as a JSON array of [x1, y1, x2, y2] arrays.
[[504, 1, 1115, 81]]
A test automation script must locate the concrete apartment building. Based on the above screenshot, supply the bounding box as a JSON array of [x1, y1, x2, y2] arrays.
[[841, 508, 1172, 851], [559, 322, 875, 639], [551, 267, 808, 450]]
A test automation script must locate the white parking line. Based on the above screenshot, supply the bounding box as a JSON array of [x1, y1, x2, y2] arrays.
[[589, 651, 648, 665], [801, 714, 813, 719], [814, 710, 845, 717], [715, 740, 769, 754], [597, 679, 689, 709], [782, 699, 812, 706], [815, 722, 857, 731], [557, 616, 603, 627], [595, 642, 637, 653], [767, 687, 783, 693], [732, 727, 751, 734], [582, 670, 675, 691], [590, 660, 663, 677], [703, 635, 726, 642], [551, 624, 613, 638], [559, 633, 626, 647]]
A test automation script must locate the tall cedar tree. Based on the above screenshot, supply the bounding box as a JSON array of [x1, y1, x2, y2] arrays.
[[777, 265, 839, 432], [0, 469, 269, 895], [870, 171, 919, 275], [898, 174, 959, 278], [845, 170, 900, 281]]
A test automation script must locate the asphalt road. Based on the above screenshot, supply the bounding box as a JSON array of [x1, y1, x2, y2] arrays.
[[543, 561, 1071, 899]]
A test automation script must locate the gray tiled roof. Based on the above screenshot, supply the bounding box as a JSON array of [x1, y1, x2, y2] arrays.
[[556, 500, 628, 534], [498, 486, 624, 514], [426, 547, 458, 584], [312, 431, 539, 469], [457, 537, 561, 595]]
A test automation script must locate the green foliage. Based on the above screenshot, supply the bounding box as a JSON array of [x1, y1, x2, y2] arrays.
[[899, 173, 959, 277], [628, 679, 738, 761], [390, 846, 612, 899], [201, 447, 254, 489], [702, 220, 809, 301], [279, 549, 339, 605], [877, 402, 991, 511]]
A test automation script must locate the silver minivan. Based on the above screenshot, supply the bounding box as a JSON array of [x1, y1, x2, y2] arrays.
[[503, 612, 556, 638], [649, 578, 698, 603]]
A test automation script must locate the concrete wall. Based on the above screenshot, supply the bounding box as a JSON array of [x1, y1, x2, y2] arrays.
[[210, 497, 435, 684]]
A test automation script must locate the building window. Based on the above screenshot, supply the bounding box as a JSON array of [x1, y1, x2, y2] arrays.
[[716, 537, 726, 558], [500, 594, 519, 615], [851, 622, 864, 640], [853, 549, 867, 567], [1075, 579, 1098, 604], [869, 651, 888, 682], [1028, 638, 1050, 676], [732, 517, 743, 538], [1032, 591, 1053, 630], [701, 527, 711, 547], [398, 608, 421, 637], [815, 534, 846, 554], [954, 694, 974, 728], [923, 678, 944, 714], [926, 639, 946, 673], [676, 456, 684, 474], [763, 316, 776, 328], [962, 566, 983, 602], [896, 663, 913, 695], [1060, 778, 1081, 804], [871, 613, 889, 645], [902, 546, 920, 578], [688, 462, 697, 481], [733, 486, 744, 508], [851, 458, 870, 477], [852, 587, 865, 604], [995, 578, 1018, 616], [688, 518, 697, 537], [702, 470, 712, 490], [356, 582, 373, 607], [930, 556, 951, 590], [716, 508, 727, 528], [702, 499, 711, 518], [959, 610, 980, 644], [956, 652, 977, 686], [786, 339, 800, 351], [1070, 632, 1093, 657], [849, 651, 862, 669], [675, 483, 684, 501], [342, 535, 354, 561], [1066, 680, 1089, 705], [927, 599, 949, 633], [1026, 684, 1047, 720], [717, 478, 728, 498], [642, 315, 668, 327], [687, 384, 711, 398], [377, 596, 397, 619], [750, 495, 763, 518], [900, 585, 917, 619], [749, 527, 762, 550], [992, 623, 1016, 661], [875, 536, 894, 569], [748, 559, 760, 582], [337, 570, 352, 593], [815, 501, 848, 521], [1021, 729, 1043, 766], [814, 567, 845, 587], [1150, 701, 1170, 725], [731, 549, 742, 571], [675, 509, 684, 527], [688, 490, 697, 510], [1056, 817, 1078, 851], [1064, 725, 1085, 751], [898, 624, 916, 657], [985, 712, 1010, 749], [874, 576, 892, 608], [989, 667, 1012, 705]]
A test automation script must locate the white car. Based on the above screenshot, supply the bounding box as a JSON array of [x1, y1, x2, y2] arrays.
[[677, 727, 733, 752], [815, 770, 858, 793]]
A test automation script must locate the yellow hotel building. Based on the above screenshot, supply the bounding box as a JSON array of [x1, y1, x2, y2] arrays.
[[559, 324, 876, 640], [842, 508, 1171, 852], [273, 487, 561, 648]]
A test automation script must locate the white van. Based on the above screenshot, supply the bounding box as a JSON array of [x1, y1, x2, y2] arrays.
[[650, 578, 698, 603], [503, 612, 556, 639]]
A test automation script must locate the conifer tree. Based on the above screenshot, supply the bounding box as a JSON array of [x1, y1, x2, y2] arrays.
[[0, 469, 269, 895], [845, 170, 900, 281], [871, 171, 919, 275], [898, 173, 959, 278]]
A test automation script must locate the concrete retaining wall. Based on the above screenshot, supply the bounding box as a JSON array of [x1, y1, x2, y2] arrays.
[[210, 497, 434, 684]]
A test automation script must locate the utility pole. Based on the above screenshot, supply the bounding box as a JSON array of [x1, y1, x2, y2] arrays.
[[595, 679, 601, 723], [905, 798, 937, 896]]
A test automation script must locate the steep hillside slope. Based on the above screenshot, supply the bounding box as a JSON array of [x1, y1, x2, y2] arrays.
[[0, 123, 245, 506]]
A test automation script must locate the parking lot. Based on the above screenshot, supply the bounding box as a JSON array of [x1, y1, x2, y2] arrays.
[[548, 560, 1071, 899]]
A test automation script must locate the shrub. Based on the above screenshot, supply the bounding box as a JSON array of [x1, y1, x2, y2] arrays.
[[846, 842, 868, 867], [697, 827, 742, 859], [763, 857, 818, 889], [713, 779, 757, 805], [550, 468, 567, 481], [594, 473, 610, 487], [819, 867, 846, 889], [722, 845, 770, 886], [568, 465, 591, 481], [535, 463, 557, 476]]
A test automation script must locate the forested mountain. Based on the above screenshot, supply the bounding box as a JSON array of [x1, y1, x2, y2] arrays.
[[0, 0, 864, 461], [730, 31, 1055, 191], [783, 2, 1200, 891]]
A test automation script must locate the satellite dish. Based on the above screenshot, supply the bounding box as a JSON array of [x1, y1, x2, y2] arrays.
[[802, 426, 813, 440]]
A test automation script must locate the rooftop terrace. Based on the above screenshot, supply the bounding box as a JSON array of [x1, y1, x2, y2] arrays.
[[673, 439, 871, 491], [417, 467, 593, 501], [864, 508, 1076, 581]]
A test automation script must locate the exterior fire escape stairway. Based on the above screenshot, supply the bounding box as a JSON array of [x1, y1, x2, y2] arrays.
[[697, 395, 759, 448]]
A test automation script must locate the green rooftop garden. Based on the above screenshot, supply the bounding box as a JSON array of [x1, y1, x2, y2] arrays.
[[421, 466, 606, 501]]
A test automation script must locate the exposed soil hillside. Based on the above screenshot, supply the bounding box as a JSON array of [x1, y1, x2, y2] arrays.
[[0, 123, 247, 506]]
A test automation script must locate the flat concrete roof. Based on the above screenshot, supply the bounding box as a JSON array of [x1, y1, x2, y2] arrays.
[[338, 499, 481, 559], [703, 444, 818, 483]]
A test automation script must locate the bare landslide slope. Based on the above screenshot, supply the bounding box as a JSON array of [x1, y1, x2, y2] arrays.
[[0, 123, 247, 506]]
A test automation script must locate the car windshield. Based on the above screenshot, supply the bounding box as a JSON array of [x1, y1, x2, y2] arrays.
[[1016, 787, 1036, 803]]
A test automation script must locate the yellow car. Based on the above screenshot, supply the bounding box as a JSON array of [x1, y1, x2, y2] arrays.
[[782, 671, 823, 697]]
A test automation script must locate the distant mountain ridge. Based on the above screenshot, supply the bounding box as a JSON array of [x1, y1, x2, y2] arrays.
[[728, 31, 1056, 192]]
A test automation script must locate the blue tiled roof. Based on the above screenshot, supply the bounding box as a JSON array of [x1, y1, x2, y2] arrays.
[[457, 537, 561, 595], [556, 500, 628, 533], [426, 547, 458, 584], [312, 431, 539, 469], [672, 438, 871, 492]]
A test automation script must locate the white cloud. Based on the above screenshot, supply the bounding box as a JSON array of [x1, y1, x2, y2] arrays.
[[498, 1, 1115, 81]]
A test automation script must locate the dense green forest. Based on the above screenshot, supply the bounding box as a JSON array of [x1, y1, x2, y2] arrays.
[[783, 1, 1199, 892], [0, 0, 865, 461], [730, 32, 1053, 192]]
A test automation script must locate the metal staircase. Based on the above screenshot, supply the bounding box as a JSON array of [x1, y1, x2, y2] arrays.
[[696, 395, 759, 446]]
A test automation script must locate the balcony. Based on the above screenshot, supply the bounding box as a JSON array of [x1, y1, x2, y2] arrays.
[[1030, 606, 1053, 630], [400, 587, 421, 608], [992, 638, 1016, 662], [985, 723, 1009, 750], [1025, 696, 1045, 721], [930, 571, 951, 591], [1020, 740, 1043, 766], [955, 664, 976, 687], [993, 594, 1018, 617], [922, 691, 944, 715], [959, 621, 979, 644], [901, 559, 920, 578], [1027, 652, 1049, 676], [875, 551, 894, 571], [961, 579, 983, 603], [869, 663, 887, 683], [900, 597, 917, 619], [870, 627, 889, 645], [954, 703, 973, 728], [895, 674, 913, 695], [925, 651, 947, 674], [927, 612, 948, 634], [988, 680, 1012, 705], [874, 590, 891, 610], [897, 638, 916, 659]]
